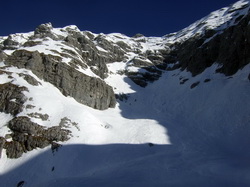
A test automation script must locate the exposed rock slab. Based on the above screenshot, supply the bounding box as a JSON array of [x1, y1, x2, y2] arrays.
[[6, 50, 116, 110], [0, 83, 28, 116], [2, 116, 72, 159]]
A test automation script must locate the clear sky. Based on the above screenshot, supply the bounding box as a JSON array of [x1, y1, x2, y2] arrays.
[[1, 0, 238, 37]]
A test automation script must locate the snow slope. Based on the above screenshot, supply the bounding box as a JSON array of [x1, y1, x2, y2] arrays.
[[1, 62, 250, 187], [0, 0, 250, 186]]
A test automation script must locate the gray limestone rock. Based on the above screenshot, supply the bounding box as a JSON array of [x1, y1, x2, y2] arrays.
[[23, 41, 42, 47], [59, 117, 79, 131], [3, 35, 19, 49], [64, 29, 127, 79], [19, 73, 41, 86], [0, 83, 28, 116], [8, 116, 44, 135], [129, 57, 153, 67], [125, 56, 163, 87], [64, 35, 81, 49], [4, 141, 25, 159], [165, 12, 250, 76], [33, 23, 63, 40], [126, 68, 162, 88], [116, 41, 131, 51], [4, 116, 72, 158], [43, 126, 71, 142], [0, 51, 8, 61], [94, 34, 125, 62], [12, 133, 50, 151], [34, 23, 53, 38], [27, 112, 49, 121], [6, 50, 116, 110]]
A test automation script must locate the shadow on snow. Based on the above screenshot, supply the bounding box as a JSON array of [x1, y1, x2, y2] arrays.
[[2, 71, 250, 187]]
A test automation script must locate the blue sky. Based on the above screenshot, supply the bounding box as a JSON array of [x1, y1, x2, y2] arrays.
[[1, 0, 238, 36]]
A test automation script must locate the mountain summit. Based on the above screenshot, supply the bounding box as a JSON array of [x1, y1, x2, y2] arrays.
[[0, 1, 250, 186]]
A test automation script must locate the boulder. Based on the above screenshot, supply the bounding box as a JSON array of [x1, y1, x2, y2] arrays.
[[42, 126, 71, 142], [4, 141, 24, 159], [8, 116, 44, 135], [0, 83, 28, 116]]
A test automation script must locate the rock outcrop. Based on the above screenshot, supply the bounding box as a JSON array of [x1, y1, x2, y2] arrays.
[[6, 50, 116, 110], [0, 137, 5, 158], [164, 5, 250, 76], [2, 35, 19, 50], [0, 83, 28, 116], [2, 116, 72, 159]]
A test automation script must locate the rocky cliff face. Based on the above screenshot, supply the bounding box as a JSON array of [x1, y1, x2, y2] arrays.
[[164, 2, 250, 76], [5, 50, 116, 110], [2, 23, 117, 110], [0, 0, 249, 159]]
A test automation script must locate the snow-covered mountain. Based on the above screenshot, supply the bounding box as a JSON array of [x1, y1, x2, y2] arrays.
[[0, 0, 250, 186]]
